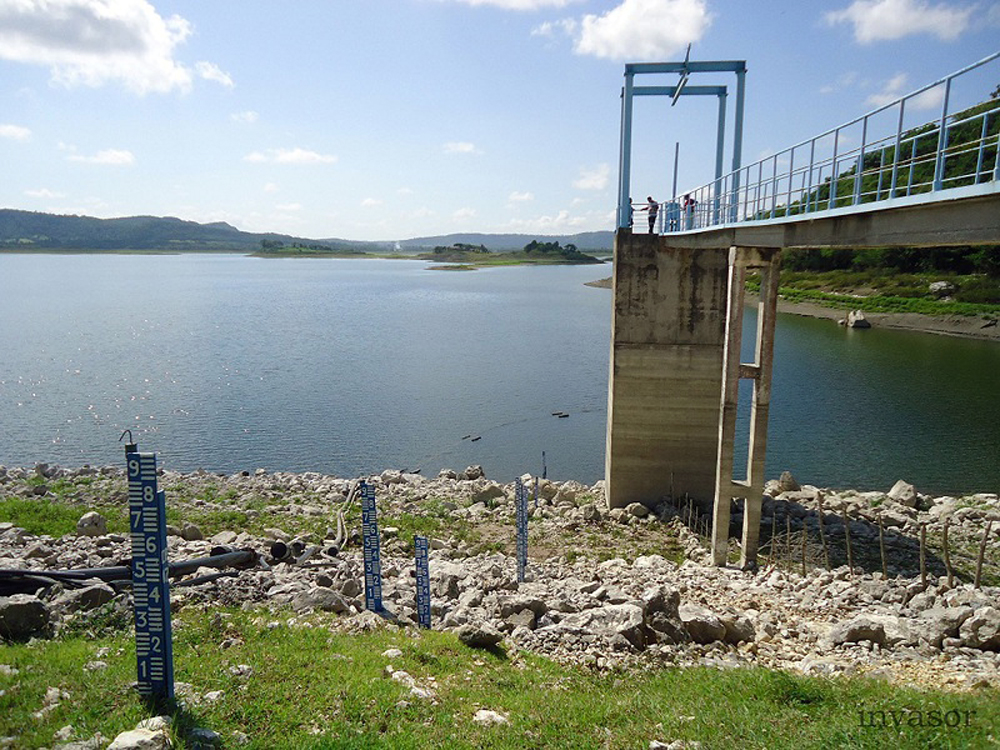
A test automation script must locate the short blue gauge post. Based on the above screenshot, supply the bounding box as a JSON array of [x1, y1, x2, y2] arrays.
[[360, 481, 384, 613], [123, 435, 174, 704], [515, 478, 529, 583], [414, 535, 432, 629]]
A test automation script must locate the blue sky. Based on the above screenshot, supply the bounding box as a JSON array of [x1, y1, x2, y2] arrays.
[[1, 0, 998, 241]]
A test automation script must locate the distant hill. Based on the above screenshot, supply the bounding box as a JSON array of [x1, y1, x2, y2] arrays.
[[0, 209, 614, 254], [0, 209, 380, 253]]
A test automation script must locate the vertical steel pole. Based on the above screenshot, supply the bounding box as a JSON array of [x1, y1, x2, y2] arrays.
[[714, 91, 727, 225], [786, 148, 795, 215], [672, 140, 680, 201], [933, 78, 952, 191], [730, 67, 747, 222], [618, 74, 635, 229]]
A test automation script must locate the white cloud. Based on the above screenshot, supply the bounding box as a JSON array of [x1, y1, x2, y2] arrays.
[[508, 190, 534, 202], [0, 0, 199, 94], [453, 207, 477, 220], [25, 187, 64, 198], [825, 0, 974, 42], [866, 73, 945, 109], [231, 110, 259, 124], [447, 0, 576, 9], [67, 148, 135, 165], [195, 61, 233, 88], [361, 197, 383, 207], [244, 147, 338, 164], [275, 202, 301, 211], [573, 0, 712, 61], [531, 18, 577, 36], [0, 123, 31, 140], [443, 141, 481, 154], [504, 209, 590, 232], [573, 163, 610, 190]]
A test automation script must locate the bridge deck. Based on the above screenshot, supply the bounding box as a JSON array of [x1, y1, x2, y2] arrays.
[[660, 183, 1000, 250]]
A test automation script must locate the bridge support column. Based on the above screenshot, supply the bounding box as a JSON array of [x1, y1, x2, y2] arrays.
[[605, 230, 729, 509], [710, 246, 781, 568]]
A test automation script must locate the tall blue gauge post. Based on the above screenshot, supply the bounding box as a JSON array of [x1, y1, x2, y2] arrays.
[[414, 535, 432, 629], [360, 481, 384, 612], [124, 440, 174, 704], [515, 478, 529, 582]]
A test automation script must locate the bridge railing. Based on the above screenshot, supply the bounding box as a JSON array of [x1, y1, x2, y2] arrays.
[[667, 51, 1000, 233]]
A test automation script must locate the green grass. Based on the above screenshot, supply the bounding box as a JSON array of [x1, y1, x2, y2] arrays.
[[747, 269, 1000, 316], [0, 495, 128, 537], [1, 607, 997, 749]]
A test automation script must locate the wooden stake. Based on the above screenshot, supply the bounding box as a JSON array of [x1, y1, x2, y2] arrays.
[[974, 520, 992, 589], [770, 506, 777, 562], [943, 519, 954, 587], [785, 513, 792, 569], [842, 509, 853, 576], [801, 523, 807, 577], [919, 522, 927, 588], [878, 516, 888, 578], [817, 496, 830, 569]]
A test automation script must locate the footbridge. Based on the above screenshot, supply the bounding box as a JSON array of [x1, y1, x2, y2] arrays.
[[605, 52, 1000, 569]]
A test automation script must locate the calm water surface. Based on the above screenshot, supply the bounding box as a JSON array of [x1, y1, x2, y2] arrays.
[[0, 254, 997, 494]]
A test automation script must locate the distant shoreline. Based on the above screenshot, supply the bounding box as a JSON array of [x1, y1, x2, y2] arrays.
[[585, 277, 1000, 342]]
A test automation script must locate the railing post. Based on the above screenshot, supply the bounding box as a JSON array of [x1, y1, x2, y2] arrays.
[[829, 130, 840, 208], [854, 115, 868, 205], [786, 148, 795, 214], [974, 115, 989, 183], [932, 77, 952, 191], [890, 99, 906, 198], [769, 155, 779, 219], [806, 140, 816, 212]]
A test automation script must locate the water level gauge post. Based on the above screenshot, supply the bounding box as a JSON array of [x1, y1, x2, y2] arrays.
[[124, 441, 175, 704]]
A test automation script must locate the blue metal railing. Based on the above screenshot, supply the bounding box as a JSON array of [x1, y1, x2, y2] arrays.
[[659, 51, 1000, 233]]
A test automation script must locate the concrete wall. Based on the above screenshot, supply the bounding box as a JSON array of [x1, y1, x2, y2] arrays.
[[605, 230, 729, 510]]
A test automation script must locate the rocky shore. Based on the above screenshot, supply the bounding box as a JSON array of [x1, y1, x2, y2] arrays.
[[2, 464, 999, 695]]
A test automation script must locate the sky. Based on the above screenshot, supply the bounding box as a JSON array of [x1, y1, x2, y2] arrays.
[[1, 0, 999, 242]]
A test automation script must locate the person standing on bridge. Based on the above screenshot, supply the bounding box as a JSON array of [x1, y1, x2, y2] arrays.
[[646, 196, 659, 234]]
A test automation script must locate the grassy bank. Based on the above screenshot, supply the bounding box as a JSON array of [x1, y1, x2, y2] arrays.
[[747, 268, 1000, 316], [3, 608, 997, 749]]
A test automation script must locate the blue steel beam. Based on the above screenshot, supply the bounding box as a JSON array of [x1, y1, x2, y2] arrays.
[[626, 61, 747, 74], [633, 85, 726, 96]]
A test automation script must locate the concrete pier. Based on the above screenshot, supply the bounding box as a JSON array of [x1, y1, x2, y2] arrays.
[[604, 230, 730, 510]]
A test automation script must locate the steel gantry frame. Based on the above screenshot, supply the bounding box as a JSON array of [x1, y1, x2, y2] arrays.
[[616, 59, 747, 230]]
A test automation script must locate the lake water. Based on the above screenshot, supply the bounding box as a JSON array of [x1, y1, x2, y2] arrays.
[[1, 254, 997, 495]]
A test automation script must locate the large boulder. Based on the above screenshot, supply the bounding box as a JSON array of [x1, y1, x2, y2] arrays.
[[887, 480, 918, 508], [678, 604, 727, 644], [561, 604, 648, 649], [828, 616, 886, 647], [53, 583, 116, 613], [845, 310, 871, 329], [0, 594, 51, 641], [959, 606, 1000, 651], [290, 587, 350, 614], [456, 621, 504, 649], [75, 511, 107, 537]]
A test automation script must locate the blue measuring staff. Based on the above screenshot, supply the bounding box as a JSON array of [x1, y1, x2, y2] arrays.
[[414, 535, 431, 629], [515, 478, 528, 582], [360, 481, 384, 612], [124, 442, 174, 702]]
